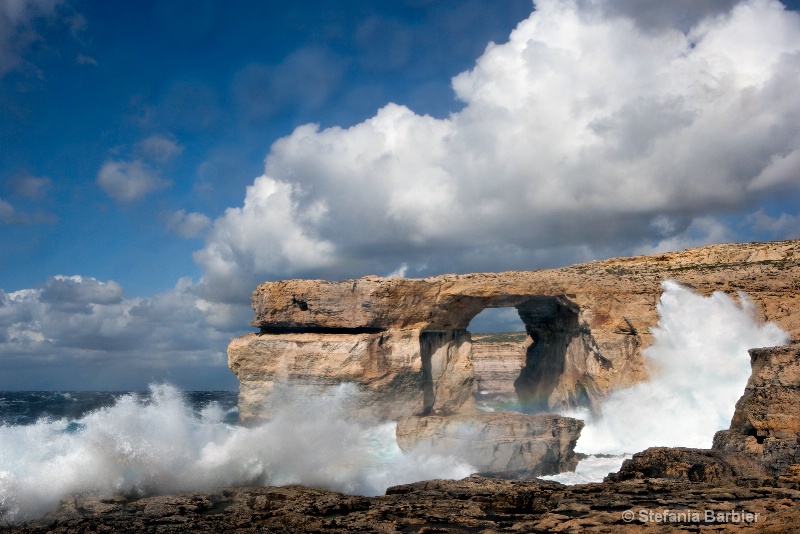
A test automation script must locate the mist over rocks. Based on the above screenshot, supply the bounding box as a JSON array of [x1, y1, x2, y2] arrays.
[[17, 345, 800, 533], [225, 239, 800, 487]]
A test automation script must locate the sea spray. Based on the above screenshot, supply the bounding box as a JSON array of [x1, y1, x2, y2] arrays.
[[0, 383, 472, 524], [544, 280, 788, 484]]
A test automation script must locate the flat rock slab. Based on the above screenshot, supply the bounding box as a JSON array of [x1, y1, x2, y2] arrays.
[[395, 412, 583, 475]]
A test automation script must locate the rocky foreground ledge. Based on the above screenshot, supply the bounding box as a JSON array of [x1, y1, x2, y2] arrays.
[[7, 462, 800, 533]]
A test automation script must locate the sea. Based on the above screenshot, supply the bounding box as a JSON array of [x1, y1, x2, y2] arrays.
[[0, 390, 240, 428]]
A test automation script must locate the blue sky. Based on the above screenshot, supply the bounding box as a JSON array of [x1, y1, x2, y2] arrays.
[[1, 0, 800, 390]]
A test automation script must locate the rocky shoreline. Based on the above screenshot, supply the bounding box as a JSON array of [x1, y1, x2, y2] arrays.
[[5, 461, 799, 533]]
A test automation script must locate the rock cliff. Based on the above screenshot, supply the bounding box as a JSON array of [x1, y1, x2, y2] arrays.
[[713, 344, 800, 475], [229, 240, 800, 423]]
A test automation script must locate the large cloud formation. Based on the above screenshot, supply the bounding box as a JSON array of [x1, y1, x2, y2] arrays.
[[196, 0, 800, 300], [0, 276, 241, 390]]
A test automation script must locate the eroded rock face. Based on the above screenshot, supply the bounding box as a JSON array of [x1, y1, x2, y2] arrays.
[[228, 328, 475, 422], [229, 330, 425, 422], [713, 343, 800, 475], [395, 412, 583, 476], [229, 240, 800, 422]]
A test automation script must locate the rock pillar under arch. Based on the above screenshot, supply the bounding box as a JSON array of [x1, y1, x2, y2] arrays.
[[419, 329, 476, 416], [513, 296, 605, 413]]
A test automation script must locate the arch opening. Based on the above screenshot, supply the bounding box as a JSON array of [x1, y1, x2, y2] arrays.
[[466, 296, 597, 415], [468, 307, 529, 412]]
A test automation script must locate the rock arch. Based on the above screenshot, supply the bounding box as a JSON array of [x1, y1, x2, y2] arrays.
[[228, 241, 800, 424], [229, 279, 629, 423]]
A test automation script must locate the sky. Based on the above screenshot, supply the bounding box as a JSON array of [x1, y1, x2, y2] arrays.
[[1, 0, 800, 391]]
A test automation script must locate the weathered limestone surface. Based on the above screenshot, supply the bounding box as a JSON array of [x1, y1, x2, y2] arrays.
[[607, 447, 770, 484], [17, 473, 800, 533], [395, 412, 583, 475], [713, 343, 800, 475], [228, 329, 474, 422], [229, 240, 800, 422]]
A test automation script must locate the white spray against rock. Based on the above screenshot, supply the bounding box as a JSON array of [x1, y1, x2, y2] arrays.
[[0, 383, 472, 523], [545, 280, 788, 484]]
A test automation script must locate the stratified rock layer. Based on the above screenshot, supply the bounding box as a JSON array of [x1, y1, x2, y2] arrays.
[[228, 328, 474, 422], [471, 333, 528, 400], [229, 240, 800, 422], [395, 412, 583, 475]]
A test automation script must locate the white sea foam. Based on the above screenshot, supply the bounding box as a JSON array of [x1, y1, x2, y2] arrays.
[[545, 280, 789, 484], [0, 383, 473, 523]]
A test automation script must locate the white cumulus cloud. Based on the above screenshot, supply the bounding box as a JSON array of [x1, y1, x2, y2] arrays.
[[195, 0, 800, 296], [194, 175, 335, 302]]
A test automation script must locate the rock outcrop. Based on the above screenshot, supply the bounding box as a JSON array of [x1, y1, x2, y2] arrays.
[[395, 412, 583, 475], [607, 447, 770, 484], [229, 240, 800, 423], [713, 343, 800, 475]]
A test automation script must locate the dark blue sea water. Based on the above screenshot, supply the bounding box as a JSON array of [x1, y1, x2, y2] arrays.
[[0, 390, 239, 427]]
